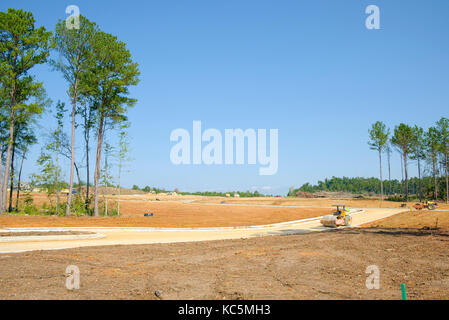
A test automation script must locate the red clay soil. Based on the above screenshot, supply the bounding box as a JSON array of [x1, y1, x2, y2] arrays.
[[362, 210, 449, 230], [0, 205, 327, 228]]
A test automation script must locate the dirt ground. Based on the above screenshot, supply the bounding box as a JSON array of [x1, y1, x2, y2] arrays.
[[363, 210, 449, 230], [1, 195, 447, 300], [25, 192, 449, 211], [0, 205, 326, 228], [192, 196, 449, 210], [5, 192, 448, 228], [0, 227, 447, 300]]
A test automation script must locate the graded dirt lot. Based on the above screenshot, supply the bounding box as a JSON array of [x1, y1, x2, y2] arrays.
[[0, 205, 327, 228], [6, 192, 448, 229], [363, 210, 449, 230], [1, 194, 448, 300], [0, 227, 447, 300], [192, 196, 449, 210]]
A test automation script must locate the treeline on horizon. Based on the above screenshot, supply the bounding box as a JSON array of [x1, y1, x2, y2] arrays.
[[291, 118, 449, 203], [131, 185, 269, 197], [0, 8, 139, 217], [289, 176, 447, 201], [178, 191, 268, 197]]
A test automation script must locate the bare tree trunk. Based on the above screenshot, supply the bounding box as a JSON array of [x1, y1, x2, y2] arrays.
[[74, 162, 82, 197], [0, 144, 3, 215], [55, 192, 59, 215], [93, 117, 104, 217], [417, 157, 422, 202], [404, 153, 409, 202], [66, 78, 78, 216], [84, 106, 91, 212], [433, 156, 438, 200], [15, 149, 26, 210], [444, 153, 449, 203], [86, 149, 90, 210], [3, 109, 15, 212], [85, 137, 90, 211], [117, 161, 121, 216], [2, 74, 17, 214], [8, 141, 16, 212], [104, 195, 108, 216], [388, 151, 391, 194], [104, 151, 108, 217], [55, 151, 59, 215], [378, 149, 383, 202]]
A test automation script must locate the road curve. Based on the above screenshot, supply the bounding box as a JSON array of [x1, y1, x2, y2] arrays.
[[0, 208, 404, 254]]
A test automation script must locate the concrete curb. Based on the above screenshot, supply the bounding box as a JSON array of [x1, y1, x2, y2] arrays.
[[0, 233, 105, 243]]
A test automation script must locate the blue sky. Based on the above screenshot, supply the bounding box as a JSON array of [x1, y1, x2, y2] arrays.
[[2, 0, 449, 194]]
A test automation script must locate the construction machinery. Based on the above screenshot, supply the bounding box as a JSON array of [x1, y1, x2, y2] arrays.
[[320, 205, 352, 228], [413, 201, 438, 211], [427, 201, 438, 210]]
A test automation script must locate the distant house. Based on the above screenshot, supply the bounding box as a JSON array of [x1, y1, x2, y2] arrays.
[[234, 193, 240, 198], [12, 182, 32, 192], [61, 189, 78, 195]]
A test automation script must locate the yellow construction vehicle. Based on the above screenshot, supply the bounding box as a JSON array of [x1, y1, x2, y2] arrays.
[[426, 201, 438, 210], [413, 201, 438, 211], [320, 205, 352, 227]]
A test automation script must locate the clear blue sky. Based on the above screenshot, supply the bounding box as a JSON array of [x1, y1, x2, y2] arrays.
[[2, 0, 449, 194]]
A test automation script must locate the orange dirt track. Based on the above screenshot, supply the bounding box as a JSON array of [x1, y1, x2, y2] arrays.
[[4, 192, 448, 229], [0, 202, 327, 228]]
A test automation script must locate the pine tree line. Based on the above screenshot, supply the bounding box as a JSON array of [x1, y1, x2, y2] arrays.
[[0, 9, 139, 216]]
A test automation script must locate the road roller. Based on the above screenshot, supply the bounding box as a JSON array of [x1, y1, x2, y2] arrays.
[[320, 205, 352, 228]]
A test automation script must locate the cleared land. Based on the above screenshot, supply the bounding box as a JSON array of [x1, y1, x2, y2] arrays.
[[0, 226, 447, 299], [363, 210, 449, 230], [4, 192, 448, 228], [1, 194, 448, 300], [0, 205, 327, 228]]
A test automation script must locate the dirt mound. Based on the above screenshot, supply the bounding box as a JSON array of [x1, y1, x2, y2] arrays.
[[362, 210, 449, 230], [294, 191, 322, 198], [294, 191, 367, 199]]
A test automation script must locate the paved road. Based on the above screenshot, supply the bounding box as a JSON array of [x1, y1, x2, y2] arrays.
[[0, 208, 404, 254]]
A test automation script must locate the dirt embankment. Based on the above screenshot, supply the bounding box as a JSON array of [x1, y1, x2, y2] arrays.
[[362, 211, 449, 230], [193, 196, 449, 210]]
